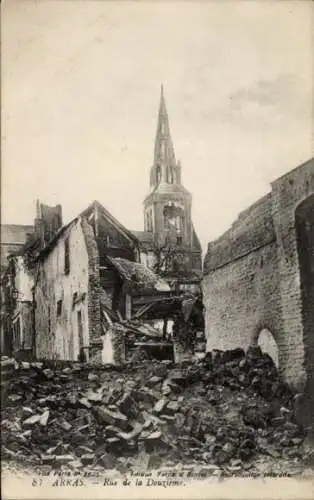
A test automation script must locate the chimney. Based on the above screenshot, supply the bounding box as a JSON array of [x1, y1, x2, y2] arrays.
[[34, 199, 45, 247], [34, 200, 63, 247]]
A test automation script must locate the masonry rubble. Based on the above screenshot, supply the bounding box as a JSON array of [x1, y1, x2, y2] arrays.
[[1, 345, 313, 476], [93, 290, 205, 365]]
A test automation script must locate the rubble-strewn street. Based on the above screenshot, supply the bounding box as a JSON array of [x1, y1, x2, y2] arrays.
[[1, 347, 313, 477]]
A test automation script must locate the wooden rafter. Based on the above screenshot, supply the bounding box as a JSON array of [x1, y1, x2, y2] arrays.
[[132, 303, 154, 319]]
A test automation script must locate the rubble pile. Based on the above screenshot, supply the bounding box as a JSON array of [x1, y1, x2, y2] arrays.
[[100, 317, 175, 362], [1, 347, 310, 475]]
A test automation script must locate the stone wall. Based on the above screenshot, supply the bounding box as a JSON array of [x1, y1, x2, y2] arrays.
[[204, 193, 275, 271], [35, 220, 89, 361], [203, 158, 314, 395], [81, 217, 102, 344], [271, 160, 314, 389], [204, 240, 282, 353]]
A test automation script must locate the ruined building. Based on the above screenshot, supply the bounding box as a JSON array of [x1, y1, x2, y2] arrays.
[[1, 199, 202, 363], [1, 200, 163, 361], [0, 88, 204, 363], [133, 86, 202, 291], [203, 158, 314, 427]]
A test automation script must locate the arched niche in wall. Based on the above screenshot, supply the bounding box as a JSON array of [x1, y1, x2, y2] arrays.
[[257, 328, 279, 368]]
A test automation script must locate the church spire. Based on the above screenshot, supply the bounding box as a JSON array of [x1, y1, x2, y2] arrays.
[[153, 85, 176, 169]]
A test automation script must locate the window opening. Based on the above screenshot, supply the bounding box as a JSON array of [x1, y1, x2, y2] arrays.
[[57, 300, 62, 316], [156, 165, 161, 184], [64, 237, 70, 275]]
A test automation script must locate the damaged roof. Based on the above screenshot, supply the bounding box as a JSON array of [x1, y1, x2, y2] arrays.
[[107, 256, 171, 293], [81, 201, 139, 246], [0, 224, 34, 266], [131, 230, 154, 245], [1, 224, 34, 245], [22, 200, 140, 261]]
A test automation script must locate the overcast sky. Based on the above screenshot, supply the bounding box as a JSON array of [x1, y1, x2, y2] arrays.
[[2, 0, 313, 251]]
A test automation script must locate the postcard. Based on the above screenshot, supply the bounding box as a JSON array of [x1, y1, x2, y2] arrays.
[[1, 1, 313, 499]]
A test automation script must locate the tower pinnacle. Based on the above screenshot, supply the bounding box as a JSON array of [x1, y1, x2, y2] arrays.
[[153, 85, 176, 169]]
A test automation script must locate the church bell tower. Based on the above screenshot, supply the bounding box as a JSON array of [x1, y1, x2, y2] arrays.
[[144, 85, 194, 248]]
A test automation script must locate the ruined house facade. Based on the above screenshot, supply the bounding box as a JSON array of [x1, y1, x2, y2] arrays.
[[0, 256, 34, 358], [4, 201, 144, 362], [34, 217, 93, 362], [203, 158, 314, 415], [134, 86, 202, 291]]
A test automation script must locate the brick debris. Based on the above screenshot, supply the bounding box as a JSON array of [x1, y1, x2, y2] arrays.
[[1, 347, 312, 477]]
